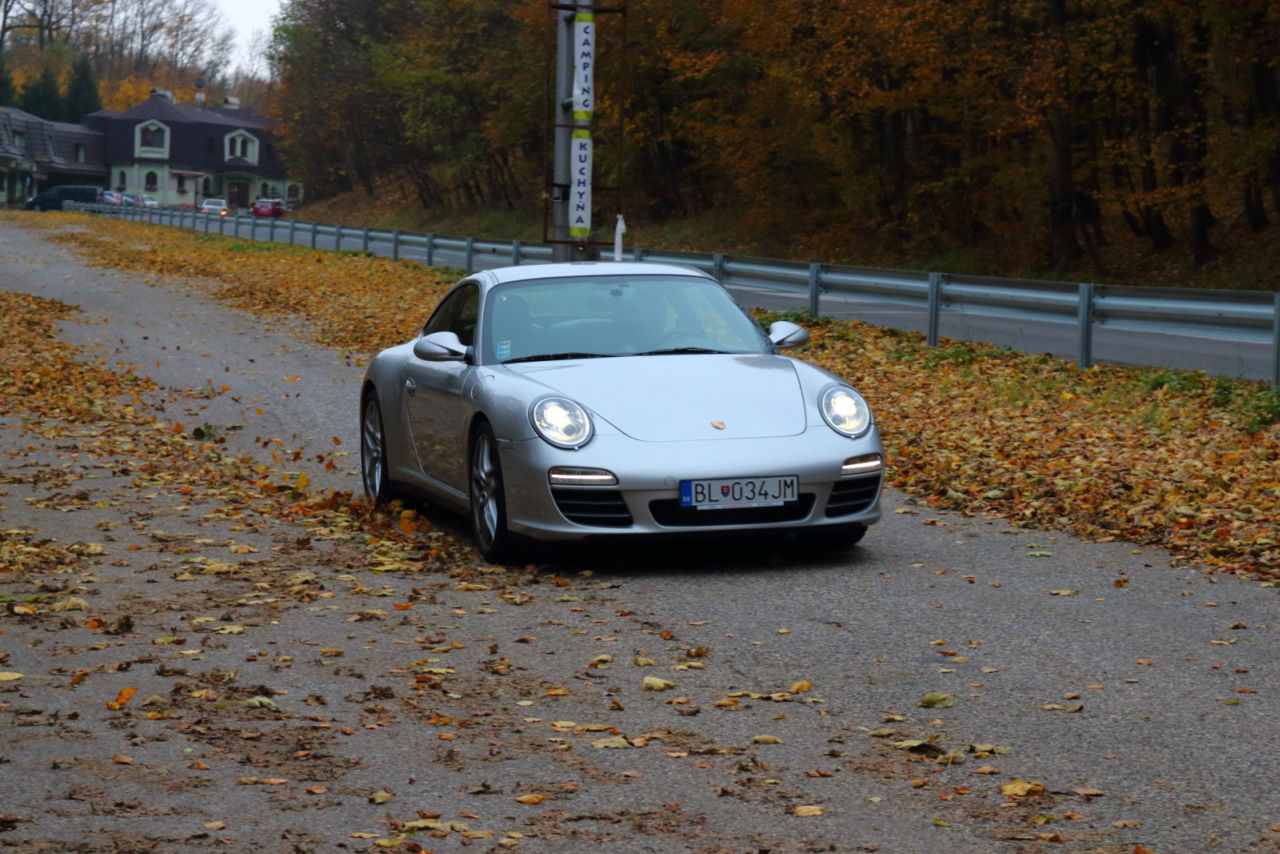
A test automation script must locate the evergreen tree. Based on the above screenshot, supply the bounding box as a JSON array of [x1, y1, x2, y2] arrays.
[[19, 67, 62, 120], [0, 55, 15, 108], [64, 56, 101, 121]]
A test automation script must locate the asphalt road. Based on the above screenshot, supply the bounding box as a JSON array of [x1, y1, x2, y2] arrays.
[[1, 217, 1278, 854]]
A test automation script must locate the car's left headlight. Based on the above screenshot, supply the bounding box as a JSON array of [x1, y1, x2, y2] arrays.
[[531, 396, 593, 449], [820, 385, 872, 438]]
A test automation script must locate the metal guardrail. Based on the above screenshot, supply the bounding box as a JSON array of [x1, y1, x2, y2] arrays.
[[74, 202, 1280, 385]]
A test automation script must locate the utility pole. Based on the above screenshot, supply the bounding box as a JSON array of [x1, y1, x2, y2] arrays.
[[551, 0, 594, 262]]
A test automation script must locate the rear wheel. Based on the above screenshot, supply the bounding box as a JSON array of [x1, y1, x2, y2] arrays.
[[469, 423, 513, 563]]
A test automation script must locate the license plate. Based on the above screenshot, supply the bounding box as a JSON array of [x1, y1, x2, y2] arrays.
[[679, 475, 798, 509]]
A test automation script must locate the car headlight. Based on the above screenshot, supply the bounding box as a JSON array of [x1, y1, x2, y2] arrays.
[[531, 396, 593, 448], [820, 385, 872, 438]]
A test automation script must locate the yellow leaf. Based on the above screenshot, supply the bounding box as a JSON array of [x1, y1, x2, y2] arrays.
[[0, 672, 23, 682], [642, 676, 676, 691], [752, 734, 783, 744], [794, 805, 825, 816], [789, 680, 813, 694], [1000, 778, 1044, 797], [515, 793, 546, 804]]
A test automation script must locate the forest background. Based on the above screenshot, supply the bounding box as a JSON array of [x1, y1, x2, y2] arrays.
[[4, 0, 1280, 291]]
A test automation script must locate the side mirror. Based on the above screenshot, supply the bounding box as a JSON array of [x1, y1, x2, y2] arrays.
[[768, 320, 810, 350], [413, 331, 469, 362]]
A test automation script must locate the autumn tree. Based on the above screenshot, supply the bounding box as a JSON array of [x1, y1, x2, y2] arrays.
[[64, 51, 98, 118], [0, 53, 14, 105], [18, 62, 59, 117]]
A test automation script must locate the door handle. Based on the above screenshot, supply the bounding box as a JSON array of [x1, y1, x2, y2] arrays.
[[404, 378, 417, 394]]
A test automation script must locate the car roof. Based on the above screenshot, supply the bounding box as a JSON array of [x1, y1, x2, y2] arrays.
[[472, 261, 715, 287]]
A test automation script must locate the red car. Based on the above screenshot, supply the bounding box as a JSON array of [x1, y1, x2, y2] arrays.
[[252, 198, 286, 217]]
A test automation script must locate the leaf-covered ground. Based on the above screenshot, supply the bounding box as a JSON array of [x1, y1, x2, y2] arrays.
[[5, 213, 1280, 854], [24, 212, 1278, 577]]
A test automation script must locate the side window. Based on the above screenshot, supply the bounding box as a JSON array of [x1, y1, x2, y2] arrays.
[[423, 283, 479, 346], [451, 286, 479, 346]]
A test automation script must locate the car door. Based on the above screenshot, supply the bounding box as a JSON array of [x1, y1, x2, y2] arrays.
[[404, 282, 479, 491]]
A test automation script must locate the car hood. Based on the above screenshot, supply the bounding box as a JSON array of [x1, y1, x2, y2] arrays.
[[507, 354, 807, 441]]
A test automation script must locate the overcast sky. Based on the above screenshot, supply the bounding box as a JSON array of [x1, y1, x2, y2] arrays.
[[215, 0, 283, 70]]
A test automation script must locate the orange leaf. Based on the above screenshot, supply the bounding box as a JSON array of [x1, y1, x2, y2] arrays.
[[106, 687, 138, 710], [515, 794, 546, 804]]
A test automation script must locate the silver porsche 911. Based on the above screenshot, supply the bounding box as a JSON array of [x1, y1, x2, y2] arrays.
[[359, 262, 883, 561]]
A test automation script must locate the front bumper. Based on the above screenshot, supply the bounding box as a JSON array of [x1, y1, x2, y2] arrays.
[[497, 426, 883, 541]]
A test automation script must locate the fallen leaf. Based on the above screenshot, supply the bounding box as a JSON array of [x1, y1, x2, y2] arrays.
[[794, 805, 825, 816], [918, 692, 955, 709], [642, 676, 676, 691], [1000, 778, 1044, 797], [514, 794, 546, 804]]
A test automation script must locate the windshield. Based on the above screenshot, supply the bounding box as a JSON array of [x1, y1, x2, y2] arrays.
[[481, 274, 770, 365]]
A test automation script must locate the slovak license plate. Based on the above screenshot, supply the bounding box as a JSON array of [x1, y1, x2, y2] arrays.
[[679, 475, 798, 510]]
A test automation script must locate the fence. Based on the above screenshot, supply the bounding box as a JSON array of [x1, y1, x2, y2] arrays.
[[75, 202, 1280, 386]]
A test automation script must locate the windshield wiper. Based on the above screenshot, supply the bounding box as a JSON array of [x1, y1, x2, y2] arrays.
[[503, 352, 616, 364], [632, 347, 729, 356]]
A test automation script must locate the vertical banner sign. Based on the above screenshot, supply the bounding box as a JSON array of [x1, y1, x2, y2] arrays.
[[570, 10, 594, 239], [573, 12, 594, 120], [570, 129, 593, 238]]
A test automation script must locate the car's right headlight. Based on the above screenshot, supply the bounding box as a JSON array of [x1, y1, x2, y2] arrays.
[[531, 396, 593, 449], [820, 385, 872, 438]]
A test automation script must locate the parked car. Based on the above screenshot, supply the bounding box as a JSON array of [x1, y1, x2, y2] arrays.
[[121, 193, 144, 206], [200, 198, 229, 216], [251, 198, 286, 217], [101, 191, 125, 206], [141, 195, 159, 208], [25, 185, 102, 211], [359, 262, 884, 561]]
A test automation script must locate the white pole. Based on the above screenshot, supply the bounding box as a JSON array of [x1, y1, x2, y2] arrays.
[[614, 213, 626, 261]]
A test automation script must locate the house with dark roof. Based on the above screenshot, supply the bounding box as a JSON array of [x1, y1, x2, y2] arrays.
[[2, 89, 301, 209], [1, 106, 108, 205]]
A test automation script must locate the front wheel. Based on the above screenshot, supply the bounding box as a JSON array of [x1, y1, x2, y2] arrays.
[[808, 523, 867, 550], [470, 423, 513, 563], [360, 393, 397, 503]]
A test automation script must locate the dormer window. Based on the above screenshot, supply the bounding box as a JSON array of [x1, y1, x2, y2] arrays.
[[224, 130, 259, 165], [134, 121, 170, 158]]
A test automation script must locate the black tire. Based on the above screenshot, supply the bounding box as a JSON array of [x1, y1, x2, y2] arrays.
[[809, 523, 867, 550], [469, 422, 514, 563], [360, 392, 398, 503]]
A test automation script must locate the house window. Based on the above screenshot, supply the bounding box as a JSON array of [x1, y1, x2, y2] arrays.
[[13, 131, 25, 149], [145, 171, 158, 192], [224, 132, 258, 164], [261, 183, 269, 197], [140, 126, 165, 148], [75, 143, 85, 162], [177, 176, 186, 193], [117, 171, 126, 191], [203, 178, 212, 195]]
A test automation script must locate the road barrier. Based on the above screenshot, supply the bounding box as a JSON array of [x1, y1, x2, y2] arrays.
[[74, 203, 1280, 386]]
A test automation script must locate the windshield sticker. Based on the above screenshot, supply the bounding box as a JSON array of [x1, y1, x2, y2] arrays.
[[497, 340, 512, 360]]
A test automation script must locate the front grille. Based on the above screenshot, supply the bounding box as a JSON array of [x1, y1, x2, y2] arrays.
[[825, 475, 881, 517], [551, 488, 633, 527], [649, 494, 816, 527]]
